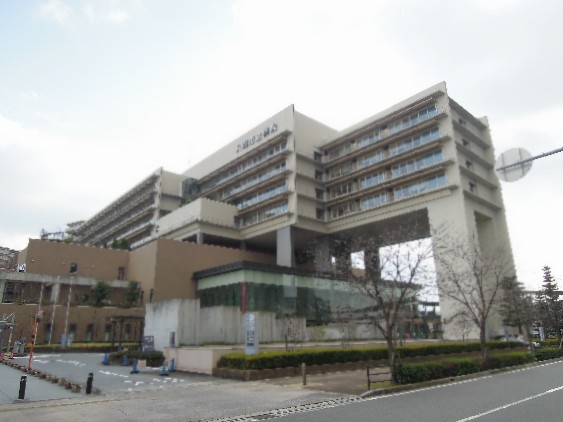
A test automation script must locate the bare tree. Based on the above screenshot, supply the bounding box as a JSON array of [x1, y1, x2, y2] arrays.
[[434, 235, 514, 359], [328, 230, 435, 366]]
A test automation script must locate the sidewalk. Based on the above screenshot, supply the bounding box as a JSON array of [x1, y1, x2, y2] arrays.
[[261, 368, 371, 396]]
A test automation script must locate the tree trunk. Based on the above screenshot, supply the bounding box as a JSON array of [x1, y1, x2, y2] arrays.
[[480, 321, 487, 360]]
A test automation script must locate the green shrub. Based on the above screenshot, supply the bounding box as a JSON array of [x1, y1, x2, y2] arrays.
[[534, 347, 561, 361], [217, 341, 524, 370], [393, 352, 533, 384]]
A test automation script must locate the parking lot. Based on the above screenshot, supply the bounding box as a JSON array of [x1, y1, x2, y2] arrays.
[[0, 352, 228, 404]]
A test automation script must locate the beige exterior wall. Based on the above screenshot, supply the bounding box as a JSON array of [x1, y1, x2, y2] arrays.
[[21, 239, 129, 281], [127, 240, 158, 297], [151, 239, 275, 302]]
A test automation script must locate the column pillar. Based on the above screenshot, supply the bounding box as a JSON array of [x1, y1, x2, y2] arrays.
[[314, 236, 331, 272], [276, 226, 294, 267]]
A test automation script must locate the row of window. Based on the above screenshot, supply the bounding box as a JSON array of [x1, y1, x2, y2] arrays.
[[389, 127, 440, 157], [329, 173, 447, 220], [358, 150, 384, 169], [394, 173, 447, 201], [201, 141, 287, 193], [324, 104, 438, 162], [236, 184, 288, 210], [214, 161, 287, 201], [327, 127, 441, 182], [329, 149, 443, 198], [391, 150, 444, 179], [237, 201, 289, 228], [388, 105, 438, 135]]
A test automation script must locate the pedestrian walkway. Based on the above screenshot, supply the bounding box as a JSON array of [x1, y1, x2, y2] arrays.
[[261, 368, 373, 396]]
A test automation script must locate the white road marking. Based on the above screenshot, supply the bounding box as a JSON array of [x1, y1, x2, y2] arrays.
[[455, 385, 563, 421]]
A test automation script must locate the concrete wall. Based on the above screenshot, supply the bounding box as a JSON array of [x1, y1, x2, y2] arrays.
[[152, 239, 275, 302], [22, 239, 129, 281], [128, 240, 158, 299]]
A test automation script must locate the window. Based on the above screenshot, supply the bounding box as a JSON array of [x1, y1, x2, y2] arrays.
[[328, 162, 353, 180], [314, 151, 322, 162], [458, 117, 467, 126], [315, 170, 324, 181], [316, 209, 325, 220], [389, 127, 440, 156], [465, 160, 473, 170], [238, 202, 289, 228], [44, 323, 52, 343], [394, 173, 447, 201], [391, 150, 444, 178], [388, 105, 438, 135], [361, 192, 388, 210], [330, 182, 354, 199], [236, 184, 288, 210], [359, 171, 386, 189], [69, 323, 77, 341], [358, 150, 384, 169], [356, 130, 381, 149], [117, 267, 125, 280], [124, 324, 131, 341], [86, 324, 94, 342], [315, 189, 324, 200], [469, 181, 478, 193], [104, 324, 112, 342], [462, 138, 470, 148], [69, 263, 78, 274]]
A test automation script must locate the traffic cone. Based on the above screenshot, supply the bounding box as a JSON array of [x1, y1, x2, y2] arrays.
[[169, 358, 175, 373], [159, 361, 169, 376], [130, 358, 139, 374], [102, 353, 109, 365]]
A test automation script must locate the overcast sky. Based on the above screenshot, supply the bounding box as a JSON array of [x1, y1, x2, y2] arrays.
[[1, 0, 562, 290]]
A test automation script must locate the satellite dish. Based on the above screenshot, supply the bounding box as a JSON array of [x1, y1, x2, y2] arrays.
[[495, 147, 533, 182]]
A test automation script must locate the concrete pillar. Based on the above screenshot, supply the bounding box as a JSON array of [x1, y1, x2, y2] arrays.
[[51, 283, 61, 304], [314, 236, 331, 272], [0, 280, 5, 302], [276, 226, 294, 267], [196, 233, 204, 245]]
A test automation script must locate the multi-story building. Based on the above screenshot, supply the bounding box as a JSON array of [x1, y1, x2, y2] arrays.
[[0, 246, 18, 270], [154, 82, 514, 340], [45, 82, 513, 343], [73, 168, 184, 249]]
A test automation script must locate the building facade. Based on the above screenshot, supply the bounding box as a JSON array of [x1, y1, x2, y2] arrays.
[[30, 82, 514, 343]]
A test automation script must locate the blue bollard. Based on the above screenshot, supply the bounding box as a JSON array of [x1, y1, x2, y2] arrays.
[[130, 358, 139, 374], [159, 361, 169, 376], [123, 355, 129, 366], [169, 358, 175, 373], [102, 353, 109, 365]]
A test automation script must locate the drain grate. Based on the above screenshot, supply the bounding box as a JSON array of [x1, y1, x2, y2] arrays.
[[200, 396, 364, 422]]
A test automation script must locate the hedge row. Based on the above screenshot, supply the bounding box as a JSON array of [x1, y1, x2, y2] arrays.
[[217, 341, 523, 370], [393, 351, 534, 384], [534, 347, 561, 361], [32, 342, 140, 353]]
